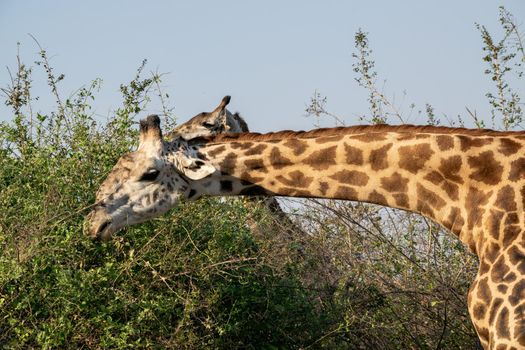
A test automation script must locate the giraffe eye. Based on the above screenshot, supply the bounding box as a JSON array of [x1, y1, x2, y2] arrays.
[[139, 169, 160, 182]]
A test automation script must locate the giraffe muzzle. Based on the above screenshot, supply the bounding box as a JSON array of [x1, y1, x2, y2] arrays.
[[87, 211, 114, 241]]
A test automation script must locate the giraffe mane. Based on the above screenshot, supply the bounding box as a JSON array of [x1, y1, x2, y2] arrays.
[[189, 124, 525, 144]]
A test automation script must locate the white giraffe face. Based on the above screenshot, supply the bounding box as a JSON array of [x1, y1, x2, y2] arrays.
[[86, 117, 185, 239], [87, 97, 234, 240]]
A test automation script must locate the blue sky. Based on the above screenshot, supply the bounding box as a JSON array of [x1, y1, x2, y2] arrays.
[[0, 1, 523, 132]]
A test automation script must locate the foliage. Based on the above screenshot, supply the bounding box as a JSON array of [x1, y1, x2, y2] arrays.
[[476, 6, 524, 130], [0, 47, 335, 349], [0, 7, 522, 349]]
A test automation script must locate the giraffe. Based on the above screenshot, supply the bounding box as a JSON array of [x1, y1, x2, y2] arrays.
[[166, 96, 300, 239], [87, 98, 525, 349], [165, 95, 249, 141]]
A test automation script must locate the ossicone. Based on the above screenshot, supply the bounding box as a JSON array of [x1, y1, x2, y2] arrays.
[[212, 95, 231, 114], [139, 114, 162, 144]]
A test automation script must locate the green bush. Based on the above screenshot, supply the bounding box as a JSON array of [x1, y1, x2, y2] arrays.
[[0, 53, 338, 349]]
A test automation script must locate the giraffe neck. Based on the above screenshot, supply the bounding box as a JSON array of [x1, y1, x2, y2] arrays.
[[181, 125, 525, 257]]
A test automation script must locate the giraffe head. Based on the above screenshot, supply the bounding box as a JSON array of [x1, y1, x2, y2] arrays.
[[87, 98, 234, 240], [166, 95, 248, 140]]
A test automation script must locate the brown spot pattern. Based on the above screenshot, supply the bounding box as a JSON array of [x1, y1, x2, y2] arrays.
[[468, 151, 503, 185], [319, 181, 329, 195], [334, 186, 358, 199], [484, 242, 500, 263], [491, 255, 516, 283], [369, 144, 392, 171], [276, 170, 313, 188], [398, 133, 430, 141], [479, 261, 491, 275], [303, 146, 337, 170], [497, 284, 508, 294], [283, 139, 307, 156], [329, 170, 369, 186], [509, 280, 525, 306], [439, 155, 463, 183], [417, 184, 446, 210], [509, 158, 525, 182], [381, 172, 409, 192], [423, 170, 460, 201], [522, 187, 525, 211], [424, 171, 443, 186], [436, 135, 454, 151], [443, 207, 465, 235], [465, 187, 492, 230], [398, 144, 434, 174], [489, 298, 504, 324], [344, 144, 364, 165], [219, 153, 237, 175], [496, 186, 517, 212], [368, 190, 387, 204], [240, 172, 264, 184], [516, 318, 525, 346], [230, 142, 254, 150], [473, 303, 487, 320], [487, 209, 504, 240], [508, 246, 525, 274], [393, 193, 410, 208], [499, 138, 521, 155], [245, 144, 268, 156], [208, 145, 226, 157], [442, 182, 460, 201], [269, 147, 293, 169], [417, 200, 435, 217], [478, 328, 489, 345], [477, 277, 492, 304], [503, 225, 521, 246], [459, 136, 492, 151], [496, 306, 511, 339], [244, 158, 267, 172]]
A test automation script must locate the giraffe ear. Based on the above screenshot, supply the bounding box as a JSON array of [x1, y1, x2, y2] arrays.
[[180, 160, 216, 180], [174, 152, 216, 180]]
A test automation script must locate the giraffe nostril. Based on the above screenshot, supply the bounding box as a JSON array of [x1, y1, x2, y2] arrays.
[[96, 220, 111, 237]]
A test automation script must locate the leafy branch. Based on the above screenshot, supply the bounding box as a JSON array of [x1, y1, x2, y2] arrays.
[[476, 6, 524, 130]]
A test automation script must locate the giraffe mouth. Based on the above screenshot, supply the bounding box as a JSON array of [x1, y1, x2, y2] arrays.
[[92, 219, 112, 241]]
